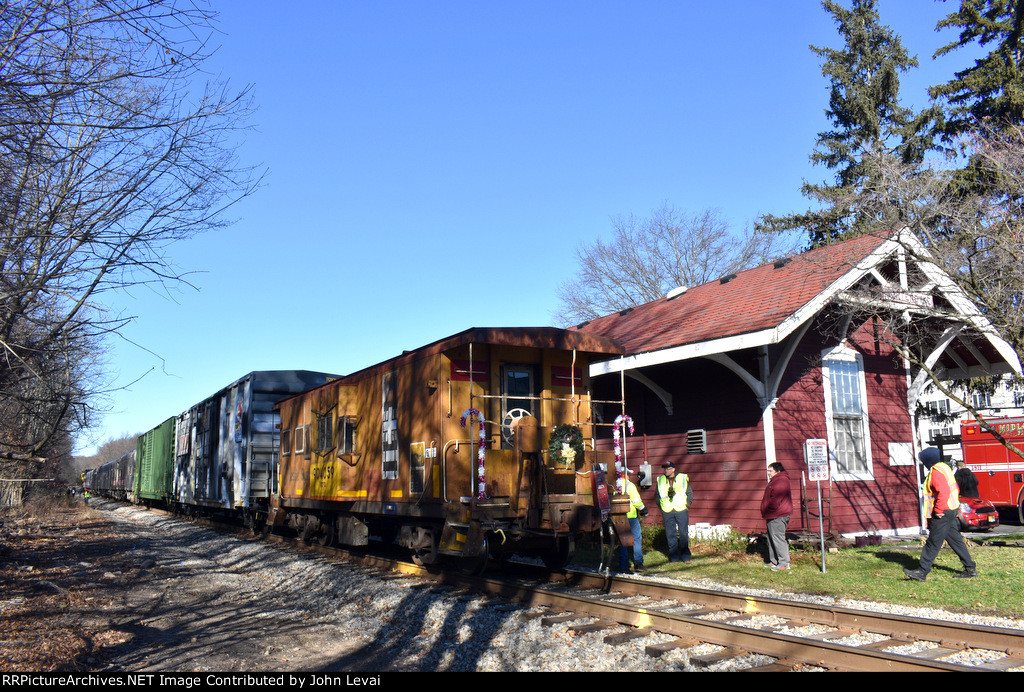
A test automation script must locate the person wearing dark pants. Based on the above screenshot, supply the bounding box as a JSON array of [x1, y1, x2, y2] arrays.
[[904, 447, 977, 581], [760, 462, 793, 572], [656, 461, 693, 563], [618, 475, 647, 573]]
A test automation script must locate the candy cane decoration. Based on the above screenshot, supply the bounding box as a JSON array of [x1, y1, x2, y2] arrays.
[[613, 414, 634, 493], [460, 408, 487, 498]]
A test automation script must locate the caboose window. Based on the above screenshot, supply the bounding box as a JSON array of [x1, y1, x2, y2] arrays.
[[822, 348, 873, 481], [316, 415, 333, 454], [336, 416, 358, 455], [501, 364, 537, 449]]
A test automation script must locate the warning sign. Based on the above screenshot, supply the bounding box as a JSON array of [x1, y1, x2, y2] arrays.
[[804, 439, 830, 482]]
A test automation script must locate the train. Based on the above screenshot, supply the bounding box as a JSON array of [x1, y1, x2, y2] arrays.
[[84, 326, 634, 571]]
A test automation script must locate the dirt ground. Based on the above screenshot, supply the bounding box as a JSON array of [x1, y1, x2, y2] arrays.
[[0, 496, 365, 672]]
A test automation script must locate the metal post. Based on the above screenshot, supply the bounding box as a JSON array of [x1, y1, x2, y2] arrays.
[[817, 481, 826, 573]]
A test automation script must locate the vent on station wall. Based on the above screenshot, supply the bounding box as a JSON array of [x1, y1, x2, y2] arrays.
[[686, 428, 707, 454]]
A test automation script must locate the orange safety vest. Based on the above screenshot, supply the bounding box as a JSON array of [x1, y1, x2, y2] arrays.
[[923, 462, 960, 517]]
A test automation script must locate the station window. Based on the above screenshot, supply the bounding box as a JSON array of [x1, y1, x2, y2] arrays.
[[822, 347, 873, 481]]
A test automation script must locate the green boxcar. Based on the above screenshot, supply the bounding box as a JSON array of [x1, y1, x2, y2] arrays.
[[134, 417, 176, 505]]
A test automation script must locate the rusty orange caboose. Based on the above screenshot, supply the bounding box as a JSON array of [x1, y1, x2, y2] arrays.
[[270, 327, 630, 570]]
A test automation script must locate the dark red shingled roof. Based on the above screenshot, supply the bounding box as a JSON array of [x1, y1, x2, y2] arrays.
[[573, 233, 891, 354]]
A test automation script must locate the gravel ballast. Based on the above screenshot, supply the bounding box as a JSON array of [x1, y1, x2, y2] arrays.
[[12, 500, 1023, 672]]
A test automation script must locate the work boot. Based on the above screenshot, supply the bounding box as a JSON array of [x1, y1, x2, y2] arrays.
[[952, 567, 978, 578], [903, 567, 927, 581]]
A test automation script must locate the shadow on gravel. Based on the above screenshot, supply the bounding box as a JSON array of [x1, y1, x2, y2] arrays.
[[316, 582, 516, 673]]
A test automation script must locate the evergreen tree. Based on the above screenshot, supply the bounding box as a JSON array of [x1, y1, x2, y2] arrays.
[[930, 0, 1024, 138], [757, 0, 939, 247]]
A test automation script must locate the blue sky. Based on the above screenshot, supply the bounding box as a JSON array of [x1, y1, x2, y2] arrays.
[[76, 0, 982, 454]]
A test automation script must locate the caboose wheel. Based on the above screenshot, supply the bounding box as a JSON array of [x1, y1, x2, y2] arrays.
[[411, 547, 437, 566], [315, 520, 335, 547], [457, 536, 489, 576]]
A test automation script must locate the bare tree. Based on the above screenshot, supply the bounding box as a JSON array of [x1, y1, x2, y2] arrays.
[[0, 1, 260, 469], [555, 204, 802, 325], [823, 123, 1024, 455], [842, 124, 1024, 363]]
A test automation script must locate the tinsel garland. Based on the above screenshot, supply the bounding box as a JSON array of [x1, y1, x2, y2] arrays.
[[460, 408, 487, 498], [613, 414, 634, 493]]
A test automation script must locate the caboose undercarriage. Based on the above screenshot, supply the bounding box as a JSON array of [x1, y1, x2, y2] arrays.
[[269, 443, 632, 573], [270, 494, 630, 573]]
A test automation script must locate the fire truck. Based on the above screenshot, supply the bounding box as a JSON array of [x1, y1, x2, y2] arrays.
[[961, 416, 1024, 524]]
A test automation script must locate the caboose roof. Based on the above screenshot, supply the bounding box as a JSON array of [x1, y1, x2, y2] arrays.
[[318, 326, 625, 390]]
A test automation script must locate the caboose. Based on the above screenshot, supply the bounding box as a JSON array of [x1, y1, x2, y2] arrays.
[[271, 327, 630, 571]]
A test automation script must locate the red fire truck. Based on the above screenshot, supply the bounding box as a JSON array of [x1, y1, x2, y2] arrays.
[[961, 417, 1024, 524]]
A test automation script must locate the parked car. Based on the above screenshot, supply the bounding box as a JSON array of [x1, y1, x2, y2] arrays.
[[959, 496, 1000, 531]]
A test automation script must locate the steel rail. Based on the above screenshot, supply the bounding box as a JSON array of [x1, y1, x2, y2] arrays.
[[561, 569, 1024, 657], [422, 571, 973, 671]]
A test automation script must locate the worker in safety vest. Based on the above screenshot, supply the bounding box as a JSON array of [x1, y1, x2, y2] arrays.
[[656, 461, 693, 562], [617, 473, 647, 573], [904, 447, 977, 581]]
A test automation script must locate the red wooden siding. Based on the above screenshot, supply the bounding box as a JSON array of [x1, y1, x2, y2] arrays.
[[596, 358, 770, 532], [596, 315, 921, 536], [772, 316, 919, 535]]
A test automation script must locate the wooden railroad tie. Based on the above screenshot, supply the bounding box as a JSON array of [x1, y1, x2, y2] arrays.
[[645, 638, 700, 658]]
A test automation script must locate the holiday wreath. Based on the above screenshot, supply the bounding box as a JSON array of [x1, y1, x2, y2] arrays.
[[549, 423, 584, 470]]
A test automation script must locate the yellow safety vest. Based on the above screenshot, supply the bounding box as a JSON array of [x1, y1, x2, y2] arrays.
[[626, 480, 645, 519], [657, 473, 689, 512]]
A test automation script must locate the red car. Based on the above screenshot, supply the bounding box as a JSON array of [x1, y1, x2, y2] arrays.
[[959, 496, 1000, 531]]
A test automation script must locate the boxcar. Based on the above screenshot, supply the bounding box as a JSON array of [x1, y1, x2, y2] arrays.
[[134, 417, 176, 506], [92, 450, 135, 501], [172, 370, 338, 522], [272, 327, 630, 570]]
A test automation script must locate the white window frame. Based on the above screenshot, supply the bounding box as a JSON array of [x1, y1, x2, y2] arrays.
[[822, 346, 874, 482], [926, 399, 950, 417]]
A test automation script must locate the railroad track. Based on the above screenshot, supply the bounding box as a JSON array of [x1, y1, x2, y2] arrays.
[[161, 507, 1024, 672], [358, 559, 1021, 672], [476, 568, 1024, 672]]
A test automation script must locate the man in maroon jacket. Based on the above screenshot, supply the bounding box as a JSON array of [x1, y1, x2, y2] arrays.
[[760, 462, 793, 571]]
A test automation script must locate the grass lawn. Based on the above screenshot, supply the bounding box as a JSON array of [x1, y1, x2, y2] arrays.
[[604, 529, 1024, 620]]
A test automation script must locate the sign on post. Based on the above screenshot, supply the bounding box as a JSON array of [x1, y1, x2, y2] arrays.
[[804, 439, 830, 573], [805, 438, 829, 482]]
